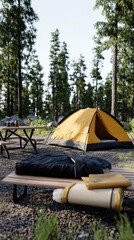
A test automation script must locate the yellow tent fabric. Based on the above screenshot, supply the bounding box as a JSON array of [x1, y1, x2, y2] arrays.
[[48, 108, 133, 151]]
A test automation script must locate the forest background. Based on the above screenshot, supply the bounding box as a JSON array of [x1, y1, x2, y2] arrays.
[[0, 0, 134, 123]]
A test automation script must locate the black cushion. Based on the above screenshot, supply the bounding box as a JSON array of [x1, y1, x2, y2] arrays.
[[15, 153, 111, 179]]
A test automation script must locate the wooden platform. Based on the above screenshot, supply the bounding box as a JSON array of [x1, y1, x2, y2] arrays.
[[1, 167, 134, 190], [1, 167, 134, 203], [0, 141, 15, 158]]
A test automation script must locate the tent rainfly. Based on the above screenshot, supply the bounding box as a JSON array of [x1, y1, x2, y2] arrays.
[[47, 108, 133, 151]]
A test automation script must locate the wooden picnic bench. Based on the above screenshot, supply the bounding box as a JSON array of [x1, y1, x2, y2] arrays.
[[0, 140, 16, 158], [1, 167, 134, 203], [0, 126, 45, 154]]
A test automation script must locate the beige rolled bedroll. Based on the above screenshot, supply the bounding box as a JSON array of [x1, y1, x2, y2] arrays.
[[53, 173, 132, 212]]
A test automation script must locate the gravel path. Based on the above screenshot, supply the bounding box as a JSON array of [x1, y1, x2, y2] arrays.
[[0, 140, 134, 240]]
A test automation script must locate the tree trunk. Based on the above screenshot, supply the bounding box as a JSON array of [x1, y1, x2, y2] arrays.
[[132, 81, 134, 118], [18, 0, 22, 119], [111, 44, 118, 117]]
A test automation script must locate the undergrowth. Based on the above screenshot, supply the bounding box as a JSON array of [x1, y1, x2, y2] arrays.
[[33, 210, 134, 240]]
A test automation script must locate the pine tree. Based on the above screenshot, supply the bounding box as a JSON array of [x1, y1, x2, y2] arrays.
[[91, 37, 104, 108], [0, 0, 38, 118], [48, 29, 70, 120], [28, 58, 44, 117], [57, 42, 71, 115], [70, 55, 87, 109], [48, 29, 60, 120], [94, 0, 134, 119]]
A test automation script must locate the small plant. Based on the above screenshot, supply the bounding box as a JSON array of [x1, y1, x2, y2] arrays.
[[11, 234, 22, 240], [121, 121, 131, 132], [34, 209, 60, 240], [91, 214, 134, 240], [34, 211, 134, 240], [28, 117, 52, 136], [116, 214, 133, 240], [116, 153, 129, 161], [91, 220, 113, 240], [0, 200, 7, 214], [117, 151, 134, 160], [116, 151, 134, 168], [129, 119, 134, 134]]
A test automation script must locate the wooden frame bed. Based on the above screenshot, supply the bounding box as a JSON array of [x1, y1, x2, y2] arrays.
[[1, 167, 134, 203]]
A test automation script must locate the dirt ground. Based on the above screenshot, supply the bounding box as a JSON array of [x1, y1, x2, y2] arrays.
[[0, 140, 134, 239]]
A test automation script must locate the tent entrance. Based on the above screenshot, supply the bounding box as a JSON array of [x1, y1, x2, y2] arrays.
[[95, 114, 117, 140]]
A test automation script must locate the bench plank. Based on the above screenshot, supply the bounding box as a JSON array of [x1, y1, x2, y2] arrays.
[[0, 141, 15, 158], [0, 141, 13, 145], [1, 167, 134, 203], [1, 167, 134, 191], [1, 171, 82, 188]]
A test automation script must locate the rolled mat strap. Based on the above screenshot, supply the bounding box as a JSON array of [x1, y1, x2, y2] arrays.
[[61, 182, 76, 204], [110, 188, 114, 209], [113, 188, 124, 212]]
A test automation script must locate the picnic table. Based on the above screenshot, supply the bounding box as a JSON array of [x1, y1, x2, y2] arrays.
[[0, 125, 45, 157]]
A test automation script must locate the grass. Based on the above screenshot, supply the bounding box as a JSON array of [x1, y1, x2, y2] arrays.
[[116, 151, 134, 168], [34, 209, 60, 240], [0, 199, 7, 214], [117, 151, 134, 161], [116, 214, 133, 240], [33, 210, 134, 240], [11, 234, 22, 240], [91, 214, 133, 240], [25, 117, 52, 136]]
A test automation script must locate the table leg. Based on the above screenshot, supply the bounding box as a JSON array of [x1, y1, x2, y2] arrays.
[[13, 185, 27, 203], [2, 130, 26, 149], [23, 129, 37, 153], [0, 144, 10, 158]]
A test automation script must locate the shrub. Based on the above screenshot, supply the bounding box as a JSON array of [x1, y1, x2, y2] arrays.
[[25, 117, 52, 136], [34, 210, 60, 240], [121, 121, 131, 132], [129, 119, 134, 134], [34, 210, 134, 240]]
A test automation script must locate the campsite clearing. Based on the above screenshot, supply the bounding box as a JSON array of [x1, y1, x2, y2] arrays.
[[0, 140, 134, 239]]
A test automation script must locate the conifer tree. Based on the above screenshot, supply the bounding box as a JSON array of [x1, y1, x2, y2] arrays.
[[29, 58, 44, 117], [48, 29, 70, 120], [70, 55, 87, 109], [0, 0, 38, 117], [94, 0, 134, 119], [91, 37, 104, 108]]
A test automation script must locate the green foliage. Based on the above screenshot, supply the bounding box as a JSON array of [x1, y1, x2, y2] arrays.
[[121, 119, 134, 136], [0, 200, 7, 214], [28, 58, 45, 118], [115, 151, 134, 168], [11, 234, 22, 240], [33, 210, 134, 240], [91, 214, 133, 240], [0, 0, 40, 118], [117, 151, 134, 161], [34, 210, 60, 240], [1, 2, 134, 121], [25, 117, 51, 136], [121, 121, 131, 132], [70, 54, 88, 109], [94, 1, 134, 119], [116, 214, 133, 240], [48, 29, 71, 120], [91, 220, 113, 240], [130, 119, 134, 133]]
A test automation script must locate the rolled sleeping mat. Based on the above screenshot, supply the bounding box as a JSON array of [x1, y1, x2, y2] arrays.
[[53, 182, 124, 212]]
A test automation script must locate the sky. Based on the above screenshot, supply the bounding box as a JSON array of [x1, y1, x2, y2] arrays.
[[31, 0, 112, 82]]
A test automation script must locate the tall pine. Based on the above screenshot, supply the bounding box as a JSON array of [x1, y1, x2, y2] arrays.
[[0, 0, 38, 118], [48, 29, 70, 120], [70, 55, 87, 109]]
